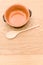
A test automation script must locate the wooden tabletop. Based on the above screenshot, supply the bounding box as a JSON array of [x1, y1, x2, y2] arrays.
[[0, 55, 43, 65], [0, 0, 43, 55]]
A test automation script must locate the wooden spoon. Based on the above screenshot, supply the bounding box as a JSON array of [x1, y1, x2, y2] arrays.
[[6, 24, 39, 39]]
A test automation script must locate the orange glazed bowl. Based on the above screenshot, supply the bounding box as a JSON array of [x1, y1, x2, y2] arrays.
[[3, 4, 32, 28]]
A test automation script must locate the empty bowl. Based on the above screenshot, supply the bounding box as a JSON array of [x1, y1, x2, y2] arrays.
[[3, 4, 32, 28]]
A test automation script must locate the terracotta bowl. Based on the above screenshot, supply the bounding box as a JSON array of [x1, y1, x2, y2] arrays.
[[3, 4, 32, 28]]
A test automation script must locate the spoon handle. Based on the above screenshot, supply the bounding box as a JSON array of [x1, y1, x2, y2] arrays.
[[19, 24, 39, 33]]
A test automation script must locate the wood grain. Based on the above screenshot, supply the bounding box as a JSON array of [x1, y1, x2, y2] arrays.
[[0, 55, 43, 65]]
